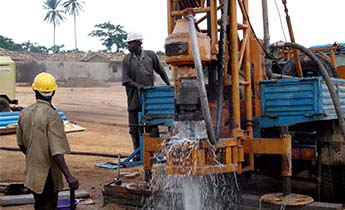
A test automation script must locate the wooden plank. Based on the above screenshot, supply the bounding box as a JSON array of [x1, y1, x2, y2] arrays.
[[64, 121, 86, 133], [103, 184, 150, 208], [0, 190, 89, 206], [0, 127, 16, 135]]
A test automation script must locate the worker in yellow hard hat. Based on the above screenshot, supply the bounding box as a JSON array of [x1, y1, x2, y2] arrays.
[[16, 72, 79, 209], [122, 32, 171, 161]]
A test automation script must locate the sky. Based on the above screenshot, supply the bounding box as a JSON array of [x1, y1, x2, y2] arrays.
[[1, 0, 344, 52]]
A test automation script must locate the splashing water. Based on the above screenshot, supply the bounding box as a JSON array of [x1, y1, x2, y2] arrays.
[[143, 121, 241, 210]]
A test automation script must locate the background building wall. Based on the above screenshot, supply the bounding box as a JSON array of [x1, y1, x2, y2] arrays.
[[16, 60, 173, 86]]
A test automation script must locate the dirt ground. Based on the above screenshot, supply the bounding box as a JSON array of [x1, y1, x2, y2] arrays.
[[0, 83, 137, 210], [2, 83, 345, 210]]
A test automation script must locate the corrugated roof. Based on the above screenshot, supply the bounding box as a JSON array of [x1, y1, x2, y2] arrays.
[[0, 47, 49, 61], [0, 48, 125, 62]]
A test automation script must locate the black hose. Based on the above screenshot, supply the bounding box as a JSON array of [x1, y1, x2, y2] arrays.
[[0, 146, 127, 158], [271, 41, 345, 141], [215, 0, 228, 139]]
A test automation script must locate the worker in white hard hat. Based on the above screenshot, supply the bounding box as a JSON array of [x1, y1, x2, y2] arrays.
[[17, 72, 79, 209], [122, 32, 171, 161]]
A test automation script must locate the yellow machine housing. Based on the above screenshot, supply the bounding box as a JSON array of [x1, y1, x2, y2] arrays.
[[165, 18, 211, 66], [0, 56, 16, 103]]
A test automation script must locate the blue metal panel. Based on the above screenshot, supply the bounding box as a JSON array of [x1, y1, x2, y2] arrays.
[[257, 77, 323, 128], [109, 85, 175, 169], [256, 77, 345, 129], [321, 78, 345, 119], [139, 85, 175, 127]]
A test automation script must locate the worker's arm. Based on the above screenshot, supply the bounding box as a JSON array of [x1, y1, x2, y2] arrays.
[[16, 116, 26, 154], [158, 70, 171, 86], [149, 51, 171, 86], [47, 112, 79, 189], [123, 80, 145, 90], [53, 154, 79, 189]]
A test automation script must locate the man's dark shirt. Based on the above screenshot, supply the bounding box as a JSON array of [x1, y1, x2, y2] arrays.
[[122, 50, 168, 111]]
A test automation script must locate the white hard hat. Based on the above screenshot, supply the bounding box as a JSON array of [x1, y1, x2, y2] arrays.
[[125, 32, 144, 43]]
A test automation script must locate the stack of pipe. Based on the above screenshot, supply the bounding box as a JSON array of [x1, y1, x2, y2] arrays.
[[0, 109, 67, 129]]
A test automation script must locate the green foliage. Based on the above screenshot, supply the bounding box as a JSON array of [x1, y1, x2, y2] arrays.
[[63, 0, 84, 16], [0, 35, 49, 52], [89, 22, 128, 52], [48, 44, 65, 53], [0, 35, 21, 51], [21, 41, 49, 53], [43, 0, 66, 47], [43, 0, 66, 26], [156, 50, 165, 56]]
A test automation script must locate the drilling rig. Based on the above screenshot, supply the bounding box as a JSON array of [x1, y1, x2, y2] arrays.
[[105, 0, 345, 206]]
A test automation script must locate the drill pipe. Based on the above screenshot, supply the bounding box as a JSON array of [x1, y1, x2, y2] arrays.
[[185, 13, 216, 144]]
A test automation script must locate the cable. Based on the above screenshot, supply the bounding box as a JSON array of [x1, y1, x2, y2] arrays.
[[274, 0, 287, 41]]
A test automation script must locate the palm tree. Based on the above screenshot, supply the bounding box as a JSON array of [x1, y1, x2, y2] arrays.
[[63, 0, 84, 50], [43, 0, 65, 52]]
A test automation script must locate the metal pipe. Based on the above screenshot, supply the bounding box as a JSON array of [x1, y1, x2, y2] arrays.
[[262, 0, 270, 51], [262, 0, 272, 79], [210, 0, 218, 57], [215, 0, 229, 139], [271, 41, 345, 141], [282, 0, 303, 77], [185, 13, 216, 144], [229, 0, 241, 132], [281, 134, 292, 195], [243, 0, 254, 170]]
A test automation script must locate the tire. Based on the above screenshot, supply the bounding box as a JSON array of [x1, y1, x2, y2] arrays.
[[0, 97, 11, 112], [281, 53, 338, 78], [320, 165, 337, 202]]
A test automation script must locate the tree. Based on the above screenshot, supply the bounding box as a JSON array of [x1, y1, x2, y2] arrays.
[[48, 44, 65, 53], [156, 50, 165, 56], [21, 41, 49, 53], [43, 0, 66, 52], [63, 0, 84, 50], [0, 35, 22, 51], [0, 35, 49, 52], [89, 22, 127, 52]]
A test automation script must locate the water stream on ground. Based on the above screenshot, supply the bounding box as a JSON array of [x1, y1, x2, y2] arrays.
[[144, 121, 240, 210]]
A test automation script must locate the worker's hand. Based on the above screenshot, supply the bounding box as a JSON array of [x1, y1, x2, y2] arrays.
[[136, 84, 145, 90], [67, 175, 79, 190]]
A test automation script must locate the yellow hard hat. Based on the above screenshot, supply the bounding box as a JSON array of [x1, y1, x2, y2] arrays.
[[32, 72, 57, 92]]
